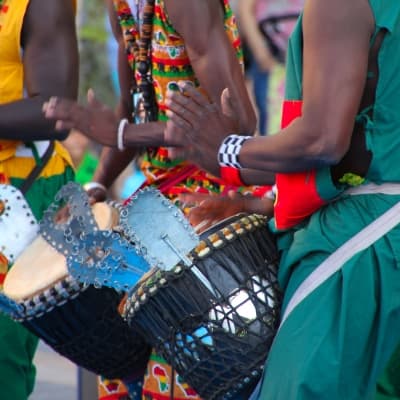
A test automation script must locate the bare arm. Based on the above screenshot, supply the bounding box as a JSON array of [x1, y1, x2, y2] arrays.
[[165, 0, 256, 133], [0, 0, 78, 140], [239, 0, 375, 177], [238, 0, 276, 72], [165, 0, 375, 184], [92, 0, 143, 190]]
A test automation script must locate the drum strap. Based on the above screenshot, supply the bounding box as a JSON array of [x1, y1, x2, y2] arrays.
[[19, 141, 55, 195], [280, 183, 400, 329]]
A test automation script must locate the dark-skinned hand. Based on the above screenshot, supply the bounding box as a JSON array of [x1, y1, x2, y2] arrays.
[[43, 89, 119, 147], [165, 82, 241, 176], [179, 190, 274, 233]]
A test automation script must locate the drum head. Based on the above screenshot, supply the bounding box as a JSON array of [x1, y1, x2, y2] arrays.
[[4, 202, 118, 301]]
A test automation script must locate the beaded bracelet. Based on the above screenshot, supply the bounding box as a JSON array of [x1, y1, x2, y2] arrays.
[[117, 118, 129, 151], [217, 134, 252, 169]]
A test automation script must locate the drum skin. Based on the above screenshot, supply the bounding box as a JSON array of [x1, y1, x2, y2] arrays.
[[124, 214, 282, 400]]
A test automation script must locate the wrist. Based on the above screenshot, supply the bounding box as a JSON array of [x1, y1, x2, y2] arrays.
[[217, 134, 252, 169]]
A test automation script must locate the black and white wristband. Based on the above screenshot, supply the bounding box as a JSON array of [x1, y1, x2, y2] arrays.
[[217, 134, 252, 168]]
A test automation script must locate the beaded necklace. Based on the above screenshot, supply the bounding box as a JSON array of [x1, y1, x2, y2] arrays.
[[113, 0, 158, 122]]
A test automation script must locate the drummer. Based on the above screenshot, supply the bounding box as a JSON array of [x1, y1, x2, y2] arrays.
[[162, 0, 400, 398], [43, 0, 262, 398], [0, 0, 78, 399]]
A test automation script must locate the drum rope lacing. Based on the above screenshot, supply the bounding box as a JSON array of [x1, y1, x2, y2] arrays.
[[122, 214, 282, 400]]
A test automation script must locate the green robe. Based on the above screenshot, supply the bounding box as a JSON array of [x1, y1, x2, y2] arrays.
[[258, 1, 400, 399]]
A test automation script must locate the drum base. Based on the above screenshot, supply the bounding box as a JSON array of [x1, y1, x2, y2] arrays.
[[24, 285, 151, 380], [124, 214, 282, 400]]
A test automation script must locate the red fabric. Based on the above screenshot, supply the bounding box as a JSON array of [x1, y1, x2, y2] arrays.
[[252, 185, 273, 198], [274, 100, 326, 230], [220, 166, 244, 187]]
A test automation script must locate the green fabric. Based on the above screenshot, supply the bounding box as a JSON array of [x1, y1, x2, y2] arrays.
[[261, 194, 400, 399], [2, 166, 74, 399], [10, 166, 75, 220], [376, 344, 400, 399], [262, 1, 400, 398], [74, 151, 99, 185], [0, 316, 39, 399]]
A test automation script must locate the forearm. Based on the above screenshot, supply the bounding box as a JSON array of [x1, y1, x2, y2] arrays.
[[122, 121, 167, 148], [239, 118, 338, 174], [238, 0, 272, 62], [92, 147, 140, 188], [0, 97, 69, 141], [167, 0, 256, 134], [239, 168, 275, 186], [191, 45, 256, 134]]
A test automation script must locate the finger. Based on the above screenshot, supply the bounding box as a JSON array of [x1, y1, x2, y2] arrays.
[[166, 97, 208, 136], [221, 88, 235, 118], [87, 189, 107, 203], [55, 120, 75, 131], [178, 82, 211, 107], [87, 88, 95, 103], [167, 146, 186, 160], [44, 97, 77, 120], [193, 219, 211, 234], [166, 90, 206, 121], [166, 109, 195, 131], [179, 193, 210, 205], [227, 190, 242, 200], [87, 88, 107, 110], [165, 91, 200, 120]]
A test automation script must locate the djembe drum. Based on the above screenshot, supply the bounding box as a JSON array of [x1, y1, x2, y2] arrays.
[[122, 213, 282, 400], [3, 184, 151, 380]]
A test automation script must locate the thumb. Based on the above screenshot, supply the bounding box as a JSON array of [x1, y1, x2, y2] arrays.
[[221, 88, 235, 119], [87, 88, 105, 109]]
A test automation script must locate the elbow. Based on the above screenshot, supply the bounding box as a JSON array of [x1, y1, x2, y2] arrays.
[[304, 128, 350, 166]]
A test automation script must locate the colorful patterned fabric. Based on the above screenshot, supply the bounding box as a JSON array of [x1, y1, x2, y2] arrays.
[[142, 0, 243, 195], [102, 2, 254, 400], [142, 351, 201, 400], [98, 375, 136, 400], [114, 0, 251, 206]]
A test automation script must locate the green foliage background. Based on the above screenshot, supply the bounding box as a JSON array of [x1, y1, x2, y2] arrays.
[[77, 0, 117, 107]]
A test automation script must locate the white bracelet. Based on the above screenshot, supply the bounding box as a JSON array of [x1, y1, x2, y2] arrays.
[[217, 134, 252, 169], [83, 181, 107, 193], [117, 118, 129, 151]]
